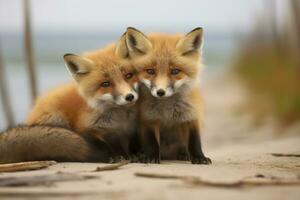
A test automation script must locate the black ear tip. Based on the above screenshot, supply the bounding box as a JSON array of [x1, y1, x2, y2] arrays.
[[127, 27, 144, 35], [192, 27, 203, 32], [63, 53, 75, 59], [127, 27, 138, 31]]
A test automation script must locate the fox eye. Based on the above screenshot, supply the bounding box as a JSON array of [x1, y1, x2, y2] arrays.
[[171, 68, 181, 75], [146, 69, 155, 75], [125, 72, 133, 79], [100, 81, 111, 87]]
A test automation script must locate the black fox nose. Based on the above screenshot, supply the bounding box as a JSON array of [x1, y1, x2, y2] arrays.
[[157, 89, 165, 97], [125, 94, 134, 102]]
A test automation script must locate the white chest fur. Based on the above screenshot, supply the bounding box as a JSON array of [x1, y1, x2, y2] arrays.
[[88, 105, 137, 134], [140, 85, 196, 127]]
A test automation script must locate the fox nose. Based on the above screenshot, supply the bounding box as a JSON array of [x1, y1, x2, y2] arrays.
[[125, 93, 134, 102], [157, 89, 165, 97]]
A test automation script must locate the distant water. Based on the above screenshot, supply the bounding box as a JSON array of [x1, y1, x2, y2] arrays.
[[0, 32, 241, 129]]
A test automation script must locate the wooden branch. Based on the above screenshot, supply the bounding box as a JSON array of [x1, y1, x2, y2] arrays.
[[0, 44, 15, 127], [135, 172, 181, 179], [0, 190, 97, 198], [23, 0, 38, 104], [0, 173, 97, 187], [93, 161, 130, 172], [184, 177, 300, 188], [271, 153, 300, 157], [0, 161, 56, 172], [135, 172, 300, 188]]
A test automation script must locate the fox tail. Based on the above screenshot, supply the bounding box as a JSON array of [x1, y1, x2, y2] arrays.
[[0, 125, 112, 164]]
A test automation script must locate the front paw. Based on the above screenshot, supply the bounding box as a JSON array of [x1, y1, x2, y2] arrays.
[[137, 152, 160, 164], [129, 154, 140, 163], [191, 155, 212, 165], [109, 155, 126, 163]]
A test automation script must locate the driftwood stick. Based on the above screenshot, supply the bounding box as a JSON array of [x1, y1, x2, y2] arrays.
[[93, 161, 130, 172], [271, 153, 300, 158], [0, 190, 97, 198], [0, 173, 97, 187], [184, 177, 300, 188], [0, 161, 56, 172], [135, 172, 181, 179], [134, 172, 300, 188]]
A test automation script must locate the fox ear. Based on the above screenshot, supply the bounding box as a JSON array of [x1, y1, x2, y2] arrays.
[[115, 32, 129, 58], [63, 54, 93, 81], [126, 27, 152, 55], [176, 27, 203, 55]]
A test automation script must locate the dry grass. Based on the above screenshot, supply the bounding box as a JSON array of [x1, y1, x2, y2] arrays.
[[234, 44, 300, 126]]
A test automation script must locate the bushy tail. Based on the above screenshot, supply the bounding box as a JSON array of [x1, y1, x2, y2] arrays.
[[0, 125, 112, 164]]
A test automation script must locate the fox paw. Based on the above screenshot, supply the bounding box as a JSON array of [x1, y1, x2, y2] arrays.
[[190, 155, 212, 165], [129, 154, 140, 163], [137, 153, 160, 164], [109, 155, 126, 163]]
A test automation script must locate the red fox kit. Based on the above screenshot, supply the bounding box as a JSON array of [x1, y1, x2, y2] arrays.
[[125, 27, 211, 164], [26, 33, 139, 160]]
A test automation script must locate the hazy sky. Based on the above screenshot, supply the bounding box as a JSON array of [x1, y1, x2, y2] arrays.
[[0, 0, 285, 34]]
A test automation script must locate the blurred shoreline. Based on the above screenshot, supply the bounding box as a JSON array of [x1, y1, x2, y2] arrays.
[[1, 31, 241, 63]]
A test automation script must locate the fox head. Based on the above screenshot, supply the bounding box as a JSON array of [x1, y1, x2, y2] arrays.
[[125, 27, 203, 98], [63, 33, 139, 108]]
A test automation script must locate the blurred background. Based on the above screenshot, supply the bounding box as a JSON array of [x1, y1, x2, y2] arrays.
[[0, 0, 299, 132]]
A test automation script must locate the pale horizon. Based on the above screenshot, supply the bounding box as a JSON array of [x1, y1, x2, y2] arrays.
[[0, 0, 286, 34]]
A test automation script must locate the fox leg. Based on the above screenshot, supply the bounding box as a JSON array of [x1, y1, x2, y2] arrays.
[[87, 130, 123, 163], [119, 134, 131, 160], [187, 122, 211, 164], [128, 131, 141, 162], [176, 125, 190, 161], [104, 134, 128, 162], [139, 122, 160, 163]]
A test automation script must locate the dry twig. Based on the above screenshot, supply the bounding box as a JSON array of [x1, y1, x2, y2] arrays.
[[184, 177, 300, 188], [271, 153, 300, 158], [0, 161, 56, 172], [93, 161, 130, 172], [135, 172, 182, 179], [0, 191, 96, 198], [134, 172, 300, 188], [0, 173, 97, 187]]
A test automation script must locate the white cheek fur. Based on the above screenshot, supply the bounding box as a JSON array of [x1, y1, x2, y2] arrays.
[[174, 78, 195, 92], [87, 93, 114, 109], [115, 96, 127, 105], [134, 82, 139, 91], [165, 87, 174, 97], [151, 87, 158, 97], [99, 93, 114, 101], [174, 79, 186, 90], [87, 99, 99, 109], [141, 79, 151, 89]]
